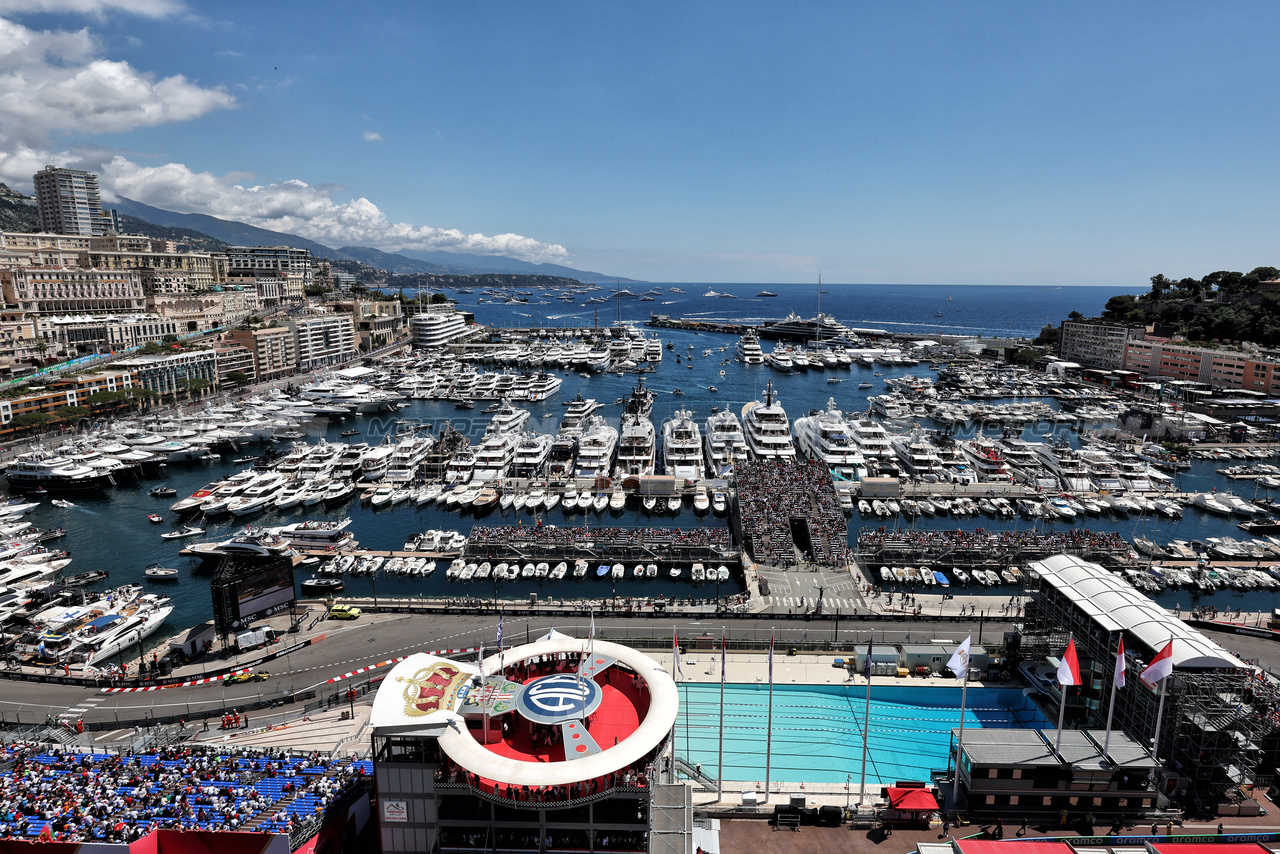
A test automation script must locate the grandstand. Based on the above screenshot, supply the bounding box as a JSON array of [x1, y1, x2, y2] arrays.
[[0, 745, 372, 845]]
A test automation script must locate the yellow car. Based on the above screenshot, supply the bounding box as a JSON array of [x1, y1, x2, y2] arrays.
[[329, 604, 362, 621], [226, 670, 269, 684]]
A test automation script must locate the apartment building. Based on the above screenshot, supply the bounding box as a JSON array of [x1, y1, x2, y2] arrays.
[[226, 325, 296, 381], [32, 165, 114, 236], [0, 370, 136, 427], [0, 314, 40, 377], [222, 245, 314, 291], [0, 267, 145, 315], [213, 342, 256, 385], [1122, 338, 1280, 395], [37, 314, 181, 358], [114, 349, 219, 396], [329, 297, 405, 350], [1058, 318, 1144, 369], [0, 232, 91, 268], [225, 270, 284, 308], [286, 313, 357, 371]]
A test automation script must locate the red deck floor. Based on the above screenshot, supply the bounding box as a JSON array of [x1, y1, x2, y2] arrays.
[[482, 674, 647, 763]]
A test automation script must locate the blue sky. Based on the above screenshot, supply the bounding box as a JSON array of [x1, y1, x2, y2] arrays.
[[1, 1, 1278, 285]]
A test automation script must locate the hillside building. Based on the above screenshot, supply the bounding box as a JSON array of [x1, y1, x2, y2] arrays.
[[32, 165, 115, 236]]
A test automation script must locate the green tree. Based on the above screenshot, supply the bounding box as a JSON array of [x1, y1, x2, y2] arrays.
[[1067, 310, 1084, 321], [1148, 273, 1171, 299], [225, 370, 251, 386], [53, 405, 89, 422], [8, 412, 52, 432]]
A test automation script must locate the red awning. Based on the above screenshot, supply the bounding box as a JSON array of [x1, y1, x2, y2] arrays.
[[886, 787, 939, 811]]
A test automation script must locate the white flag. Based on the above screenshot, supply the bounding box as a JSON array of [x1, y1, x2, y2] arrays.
[[946, 635, 972, 682]]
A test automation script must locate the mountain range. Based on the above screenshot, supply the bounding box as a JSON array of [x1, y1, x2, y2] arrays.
[[109, 197, 638, 283]]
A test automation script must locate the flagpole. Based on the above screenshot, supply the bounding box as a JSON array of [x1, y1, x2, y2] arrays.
[[1054, 632, 1072, 755], [1103, 637, 1122, 758], [480, 641, 488, 746], [1151, 676, 1168, 763], [860, 635, 870, 809], [954, 660, 969, 783], [717, 628, 725, 804], [765, 629, 774, 804]]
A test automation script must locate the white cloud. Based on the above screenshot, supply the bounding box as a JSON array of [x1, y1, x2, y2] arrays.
[[362, 131, 382, 142], [0, 14, 234, 147], [0, 0, 186, 17], [100, 158, 570, 262]]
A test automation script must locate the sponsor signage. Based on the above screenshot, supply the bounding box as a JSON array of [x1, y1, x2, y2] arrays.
[[383, 799, 408, 823]]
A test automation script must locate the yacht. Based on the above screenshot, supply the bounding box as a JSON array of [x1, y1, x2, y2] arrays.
[[765, 347, 795, 373], [1034, 439, 1095, 492], [511, 432, 554, 478], [793, 398, 865, 480], [470, 430, 520, 483], [547, 431, 579, 479], [385, 436, 436, 483], [621, 377, 655, 421], [485, 400, 531, 436], [358, 444, 396, 482], [5, 451, 115, 492], [704, 410, 749, 477], [959, 438, 1015, 484], [615, 414, 657, 478], [559, 394, 600, 433], [661, 407, 705, 479], [575, 416, 619, 480], [847, 416, 895, 466], [891, 429, 947, 481], [78, 595, 175, 666], [758, 311, 850, 343], [735, 330, 765, 364], [740, 380, 796, 461]]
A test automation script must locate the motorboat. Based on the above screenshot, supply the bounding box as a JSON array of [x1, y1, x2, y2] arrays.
[[144, 564, 180, 581], [160, 525, 205, 540]]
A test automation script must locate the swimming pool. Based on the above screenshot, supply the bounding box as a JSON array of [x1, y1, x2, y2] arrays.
[[675, 683, 1049, 785]]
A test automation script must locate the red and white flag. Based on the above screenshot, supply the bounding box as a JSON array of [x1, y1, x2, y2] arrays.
[[1057, 637, 1081, 686], [1141, 641, 1174, 685], [768, 633, 775, 684], [721, 634, 727, 684], [673, 628, 684, 679], [1113, 638, 1126, 688]]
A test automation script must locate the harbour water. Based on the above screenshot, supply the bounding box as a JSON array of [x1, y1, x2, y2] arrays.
[[16, 283, 1275, 640]]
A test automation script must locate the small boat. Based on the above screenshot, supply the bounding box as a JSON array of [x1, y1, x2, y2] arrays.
[[301, 576, 344, 593], [149, 486, 177, 498], [666, 496, 682, 513], [340, 428, 361, 436], [61, 569, 109, 587], [144, 564, 180, 581], [595, 564, 610, 577], [454, 400, 475, 410], [146, 513, 165, 524], [160, 525, 206, 540], [51, 499, 75, 508], [231, 456, 258, 465], [642, 495, 658, 512]]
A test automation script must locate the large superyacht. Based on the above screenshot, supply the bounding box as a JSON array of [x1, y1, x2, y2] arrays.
[[615, 412, 657, 477], [740, 380, 797, 461], [793, 398, 865, 480], [704, 409, 749, 477], [574, 416, 618, 480], [660, 407, 705, 479]]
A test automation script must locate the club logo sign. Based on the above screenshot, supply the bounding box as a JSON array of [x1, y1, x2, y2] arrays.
[[515, 673, 602, 725]]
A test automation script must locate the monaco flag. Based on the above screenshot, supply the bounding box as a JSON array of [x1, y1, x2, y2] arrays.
[[1140, 641, 1175, 685], [1113, 638, 1126, 688], [1057, 637, 1081, 686]]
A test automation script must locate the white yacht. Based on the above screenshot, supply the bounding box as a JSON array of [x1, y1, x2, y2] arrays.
[[740, 381, 796, 461], [511, 432, 554, 478], [470, 431, 520, 483], [1033, 440, 1095, 492], [891, 429, 947, 481], [735, 329, 765, 364], [385, 436, 436, 483], [485, 400, 531, 436], [661, 407, 705, 479], [559, 393, 600, 433], [359, 444, 396, 482], [615, 414, 657, 477], [793, 398, 865, 480], [704, 410, 749, 477], [765, 347, 795, 373], [846, 416, 895, 466]]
